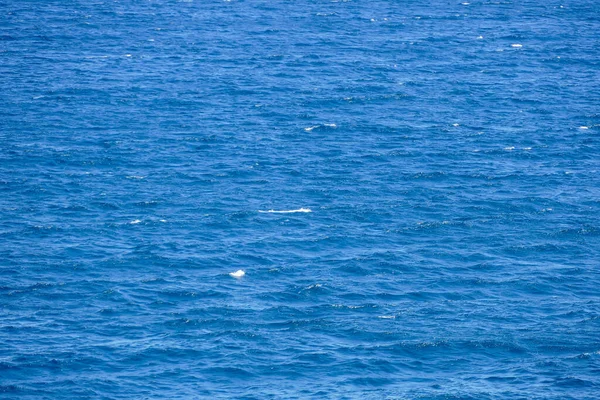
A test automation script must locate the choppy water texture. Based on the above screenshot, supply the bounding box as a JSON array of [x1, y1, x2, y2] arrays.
[[2, 1, 600, 398]]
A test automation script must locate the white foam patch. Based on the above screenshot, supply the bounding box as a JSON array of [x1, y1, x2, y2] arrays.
[[378, 315, 396, 319], [259, 208, 312, 214], [130, 219, 141, 224], [229, 270, 245, 278], [579, 126, 589, 130], [305, 124, 336, 132], [511, 44, 523, 48]]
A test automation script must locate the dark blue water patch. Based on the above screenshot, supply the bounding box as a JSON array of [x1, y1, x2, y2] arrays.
[[2, 0, 600, 398]]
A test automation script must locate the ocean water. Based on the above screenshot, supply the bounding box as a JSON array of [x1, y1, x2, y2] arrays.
[[1, 0, 600, 398]]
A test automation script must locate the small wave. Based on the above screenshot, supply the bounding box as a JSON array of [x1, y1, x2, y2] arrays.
[[258, 208, 312, 214]]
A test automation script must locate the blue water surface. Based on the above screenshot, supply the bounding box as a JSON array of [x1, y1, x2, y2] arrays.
[[1, 0, 600, 398]]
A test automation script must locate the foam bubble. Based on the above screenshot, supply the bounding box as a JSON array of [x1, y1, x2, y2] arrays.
[[229, 270, 245, 278]]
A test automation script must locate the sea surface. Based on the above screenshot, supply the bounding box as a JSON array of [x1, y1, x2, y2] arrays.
[[1, 1, 600, 398]]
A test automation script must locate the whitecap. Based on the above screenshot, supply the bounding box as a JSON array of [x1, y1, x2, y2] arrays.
[[378, 315, 395, 319], [579, 126, 589, 130], [305, 124, 336, 132], [504, 146, 515, 150], [229, 269, 245, 278], [307, 283, 322, 289], [130, 219, 141, 224], [511, 44, 523, 48], [258, 208, 312, 214]]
